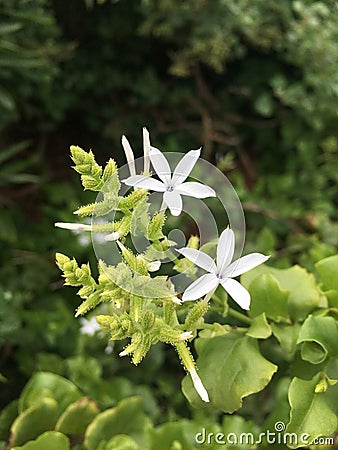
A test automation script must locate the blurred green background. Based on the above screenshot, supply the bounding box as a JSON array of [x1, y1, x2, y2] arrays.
[[0, 0, 337, 440]]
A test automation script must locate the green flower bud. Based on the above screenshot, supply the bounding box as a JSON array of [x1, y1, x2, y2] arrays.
[[132, 334, 151, 365], [184, 300, 208, 328], [55, 253, 70, 270], [77, 284, 95, 298], [142, 311, 156, 330], [147, 212, 166, 240], [118, 189, 148, 210], [75, 292, 101, 317], [96, 314, 117, 329]]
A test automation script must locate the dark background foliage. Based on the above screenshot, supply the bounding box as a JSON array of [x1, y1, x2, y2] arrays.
[[0, 0, 337, 429]]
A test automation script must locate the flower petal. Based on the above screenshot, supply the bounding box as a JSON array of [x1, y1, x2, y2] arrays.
[[55, 222, 92, 231], [122, 175, 166, 192], [176, 248, 216, 273], [163, 190, 183, 216], [226, 253, 270, 278], [175, 182, 216, 198], [221, 278, 251, 310], [172, 149, 201, 186], [190, 368, 209, 402], [182, 273, 219, 301], [150, 146, 171, 184], [216, 227, 235, 275], [121, 135, 136, 177], [142, 127, 150, 175]]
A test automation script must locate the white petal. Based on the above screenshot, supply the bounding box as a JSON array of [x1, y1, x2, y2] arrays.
[[149, 146, 171, 184], [121, 135, 136, 177], [163, 190, 183, 216], [172, 149, 201, 186], [190, 368, 209, 402], [226, 253, 270, 278], [221, 278, 251, 310], [105, 231, 121, 241], [175, 182, 216, 198], [216, 227, 235, 275], [180, 331, 193, 340], [122, 175, 166, 192], [147, 260, 161, 272], [143, 127, 150, 174], [182, 273, 219, 301], [176, 248, 216, 273], [55, 222, 92, 231]]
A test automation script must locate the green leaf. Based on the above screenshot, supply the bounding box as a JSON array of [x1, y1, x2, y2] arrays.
[[0, 399, 18, 440], [242, 265, 321, 321], [246, 313, 272, 339], [11, 398, 59, 446], [247, 274, 289, 322], [55, 397, 99, 436], [84, 397, 151, 450], [12, 431, 70, 450], [182, 333, 277, 413], [19, 372, 82, 417], [286, 374, 338, 448], [271, 323, 301, 353], [105, 435, 140, 450], [297, 315, 338, 363], [315, 254, 338, 291], [147, 419, 221, 450]]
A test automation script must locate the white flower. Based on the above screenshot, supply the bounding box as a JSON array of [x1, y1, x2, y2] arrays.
[[79, 317, 101, 336], [122, 127, 151, 176], [55, 222, 92, 231], [122, 146, 216, 216], [177, 227, 270, 310]]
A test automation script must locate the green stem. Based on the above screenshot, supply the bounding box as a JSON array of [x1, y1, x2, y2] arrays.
[[227, 307, 252, 325]]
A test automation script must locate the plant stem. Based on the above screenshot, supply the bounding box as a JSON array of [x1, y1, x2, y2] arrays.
[[227, 307, 252, 325]]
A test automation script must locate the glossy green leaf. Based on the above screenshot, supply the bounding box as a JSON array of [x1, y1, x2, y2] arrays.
[[242, 264, 321, 321], [11, 398, 59, 446], [19, 372, 82, 417], [271, 323, 301, 353], [55, 397, 99, 436], [286, 374, 338, 448], [246, 313, 272, 339], [297, 315, 338, 364], [182, 333, 277, 413], [247, 274, 289, 321], [105, 434, 140, 450], [12, 431, 69, 450], [315, 254, 338, 291], [84, 396, 151, 450]]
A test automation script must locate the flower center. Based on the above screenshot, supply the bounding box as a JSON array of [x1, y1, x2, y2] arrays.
[[167, 185, 174, 192], [216, 273, 223, 280]]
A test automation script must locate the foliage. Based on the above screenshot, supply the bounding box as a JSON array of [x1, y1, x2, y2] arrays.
[[0, 0, 67, 131], [1, 2, 338, 449]]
